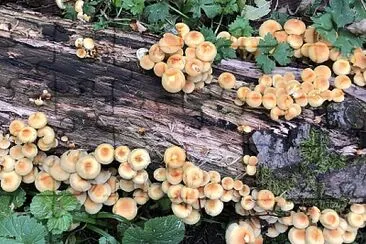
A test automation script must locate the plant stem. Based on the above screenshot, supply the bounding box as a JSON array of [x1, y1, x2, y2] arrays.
[[168, 5, 190, 19], [215, 14, 224, 35], [95, 212, 131, 224], [86, 224, 117, 241]]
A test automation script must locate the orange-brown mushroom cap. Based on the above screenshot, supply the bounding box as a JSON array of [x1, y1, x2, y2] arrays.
[[259, 20, 282, 37], [284, 19, 306, 35], [161, 68, 186, 93], [196, 41, 217, 62]]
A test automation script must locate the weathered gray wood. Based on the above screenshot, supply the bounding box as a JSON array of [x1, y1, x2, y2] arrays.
[[0, 5, 365, 201]]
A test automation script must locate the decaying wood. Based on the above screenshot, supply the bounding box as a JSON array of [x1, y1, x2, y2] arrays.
[[0, 5, 365, 193]]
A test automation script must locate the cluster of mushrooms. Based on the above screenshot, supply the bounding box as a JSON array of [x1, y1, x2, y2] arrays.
[[74, 37, 97, 59], [242, 155, 258, 176], [139, 23, 216, 93], [0, 112, 365, 244], [55, 0, 90, 22], [235, 67, 346, 121], [227, 18, 366, 87]]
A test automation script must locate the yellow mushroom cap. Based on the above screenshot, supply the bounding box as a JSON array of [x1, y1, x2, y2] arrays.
[[314, 65, 332, 79], [334, 75, 352, 90], [184, 31, 205, 48], [18, 126, 37, 143], [285, 104, 301, 120], [274, 31, 288, 43], [185, 47, 196, 59], [139, 55, 155, 70], [308, 42, 330, 63], [1, 155, 15, 172], [21, 143, 38, 158], [277, 94, 294, 110], [37, 126, 56, 145], [14, 158, 33, 176], [180, 186, 199, 204], [350, 203, 365, 215], [205, 199, 224, 217], [331, 88, 345, 103], [259, 20, 282, 37], [88, 183, 112, 203], [284, 19, 306, 35], [60, 149, 87, 173], [148, 183, 164, 200], [153, 62, 168, 77], [9, 120, 25, 136], [132, 189, 149, 205], [308, 90, 325, 107], [225, 222, 255, 244], [132, 170, 149, 184], [262, 93, 277, 110], [164, 145, 186, 168], [182, 81, 195, 94], [313, 76, 330, 91], [171, 202, 192, 218], [293, 212, 310, 229], [239, 184, 250, 197], [161, 68, 186, 93], [204, 183, 224, 200], [347, 212, 364, 228], [284, 72, 296, 82], [119, 179, 134, 192], [220, 190, 233, 202], [332, 59, 351, 75], [246, 91, 262, 108], [323, 227, 344, 244], [83, 196, 103, 214], [159, 33, 184, 54], [256, 190, 275, 210], [218, 72, 236, 90], [185, 58, 203, 77], [35, 171, 60, 192], [196, 41, 217, 62], [270, 106, 285, 121], [167, 54, 185, 70], [104, 192, 119, 206], [342, 230, 357, 243], [221, 177, 234, 190], [183, 209, 201, 225], [243, 37, 260, 52], [301, 68, 316, 83], [175, 22, 190, 38], [304, 26, 317, 43], [300, 43, 311, 57], [305, 226, 324, 244], [287, 35, 304, 49], [153, 168, 166, 182], [22, 167, 38, 184], [70, 173, 91, 192], [95, 143, 114, 165], [83, 38, 95, 50], [329, 48, 340, 61], [9, 146, 24, 161], [233, 179, 243, 191], [320, 209, 340, 230], [76, 48, 87, 59], [1, 171, 22, 192], [241, 195, 255, 210], [166, 167, 183, 185], [148, 44, 165, 63], [167, 184, 183, 203], [128, 148, 151, 171], [217, 31, 231, 40], [28, 112, 47, 129], [114, 145, 130, 163], [200, 171, 210, 186], [183, 166, 203, 188], [237, 87, 251, 101], [113, 197, 138, 220], [288, 227, 306, 244], [76, 155, 101, 180]]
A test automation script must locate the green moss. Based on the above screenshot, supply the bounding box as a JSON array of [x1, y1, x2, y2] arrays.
[[296, 197, 349, 212], [257, 167, 296, 196]]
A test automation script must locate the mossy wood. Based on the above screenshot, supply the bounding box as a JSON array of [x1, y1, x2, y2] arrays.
[[0, 5, 365, 203]]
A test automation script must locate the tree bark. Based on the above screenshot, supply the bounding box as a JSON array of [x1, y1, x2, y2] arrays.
[[0, 4, 365, 201]]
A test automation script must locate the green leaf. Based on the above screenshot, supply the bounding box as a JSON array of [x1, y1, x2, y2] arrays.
[[122, 0, 145, 15], [228, 16, 253, 37], [99, 236, 119, 244], [333, 30, 365, 56], [83, 3, 96, 16], [144, 2, 170, 23], [327, 0, 354, 28], [30, 191, 80, 235], [242, 0, 271, 20], [270, 11, 289, 26], [272, 43, 293, 66], [0, 188, 26, 218], [122, 216, 185, 244], [63, 4, 77, 21], [113, 0, 122, 7], [256, 53, 276, 74], [0, 215, 47, 244], [214, 38, 236, 63], [200, 26, 216, 43], [215, 0, 239, 14], [311, 12, 333, 31], [315, 28, 337, 43], [185, 0, 222, 18], [351, 0, 366, 21], [258, 33, 278, 54]]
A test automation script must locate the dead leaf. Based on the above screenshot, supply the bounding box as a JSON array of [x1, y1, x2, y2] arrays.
[[130, 20, 147, 33], [347, 19, 366, 35]]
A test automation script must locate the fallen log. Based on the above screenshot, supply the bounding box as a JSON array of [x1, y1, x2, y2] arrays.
[[0, 4, 365, 202]]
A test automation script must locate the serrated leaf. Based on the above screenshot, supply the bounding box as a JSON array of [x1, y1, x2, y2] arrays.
[[327, 0, 354, 28], [270, 11, 289, 26], [200, 26, 216, 43], [144, 2, 170, 23], [0, 188, 26, 218], [185, 0, 222, 18], [256, 53, 276, 73], [122, 0, 145, 15], [215, 0, 239, 14], [315, 28, 337, 43], [214, 38, 236, 63], [99, 236, 119, 244], [242, 0, 271, 20], [228, 16, 253, 37], [122, 215, 185, 244], [352, 0, 366, 21], [30, 191, 80, 235], [63, 4, 77, 21], [258, 33, 277, 54], [272, 43, 293, 66], [311, 12, 333, 30], [0, 215, 46, 244], [333, 30, 364, 56]]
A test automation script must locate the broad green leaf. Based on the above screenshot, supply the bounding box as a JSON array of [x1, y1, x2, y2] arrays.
[[99, 236, 119, 244], [272, 43, 293, 66], [214, 38, 236, 63], [270, 11, 289, 26], [185, 0, 222, 18], [200, 26, 216, 43], [311, 13, 333, 30], [327, 0, 354, 28], [333, 30, 364, 56], [63, 4, 77, 20], [228, 16, 253, 37], [47, 214, 73, 235], [122, 0, 145, 15], [144, 2, 170, 23], [352, 0, 366, 21], [0, 215, 46, 244], [242, 0, 271, 20], [316, 28, 337, 43], [258, 33, 277, 54], [256, 53, 275, 74], [122, 215, 185, 244], [215, 0, 239, 14], [0, 188, 26, 218]]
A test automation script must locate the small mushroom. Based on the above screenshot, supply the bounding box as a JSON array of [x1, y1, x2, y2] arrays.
[[308, 42, 330, 63], [139, 55, 155, 70], [225, 222, 255, 244], [293, 212, 310, 229], [159, 33, 183, 54], [94, 143, 114, 165], [60, 149, 87, 173], [204, 183, 224, 200], [323, 228, 344, 244], [334, 75, 352, 90], [37, 126, 56, 144], [331, 88, 345, 103], [88, 183, 112, 204], [161, 68, 186, 93], [301, 68, 316, 83], [172, 202, 192, 218], [182, 209, 201, 225], [28, 112, 47, 129], [180, 186, 199, 204], [314, 65, 332, 79], [221, 177, 234, 191], [347, 212, 364, 228], [18, 126, 37, 143], [132, 189, 149, 205], [75, 155, 101, 180], [164, 146, 186, 168], [166, 167, 183, 185], [147, 183, 164, 200], [304, 26, 317, 43], [305, 226, 324, 244], [119, 179, 134, 192], [167, 54, 185, 70], [288, 227, 306, 244], [195, 41, 217, 62], [183, 165, 203, 188], [320, 209, 340, 230], [262, 93, 277, 110], [313, 76, 330, 91], [22, 167, 38, 184], [256, 189, 275, 210], [83, 38, 95, 50], [21, 143, 38, 158], [175, 23, 190, 39], [153, 62, 168, 77], [132, 170, 149, 184], [184, 31, 205, 48], [245, 91, 262, 108], [35, 171, 61, 192], [14, 158, 33, 176], [84, 197, 103, 214], [0, 171, 22, 192], [114, 145, 130, 163], [287, 35, 303, 49], [220, 190, 233, 202], [259, 20, 282, 37], [104, 192, 119, 206], [333, 59, 351, 75], [218, 72, 236, 90], [167, 184, 183, 203], [49, 161, 70, 181], [148, 44, 165, 63], [9, 120, 25, 136], [1, 155, 15, 172], [284, 19, 306, 35], [113, 197, 138, 220]]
